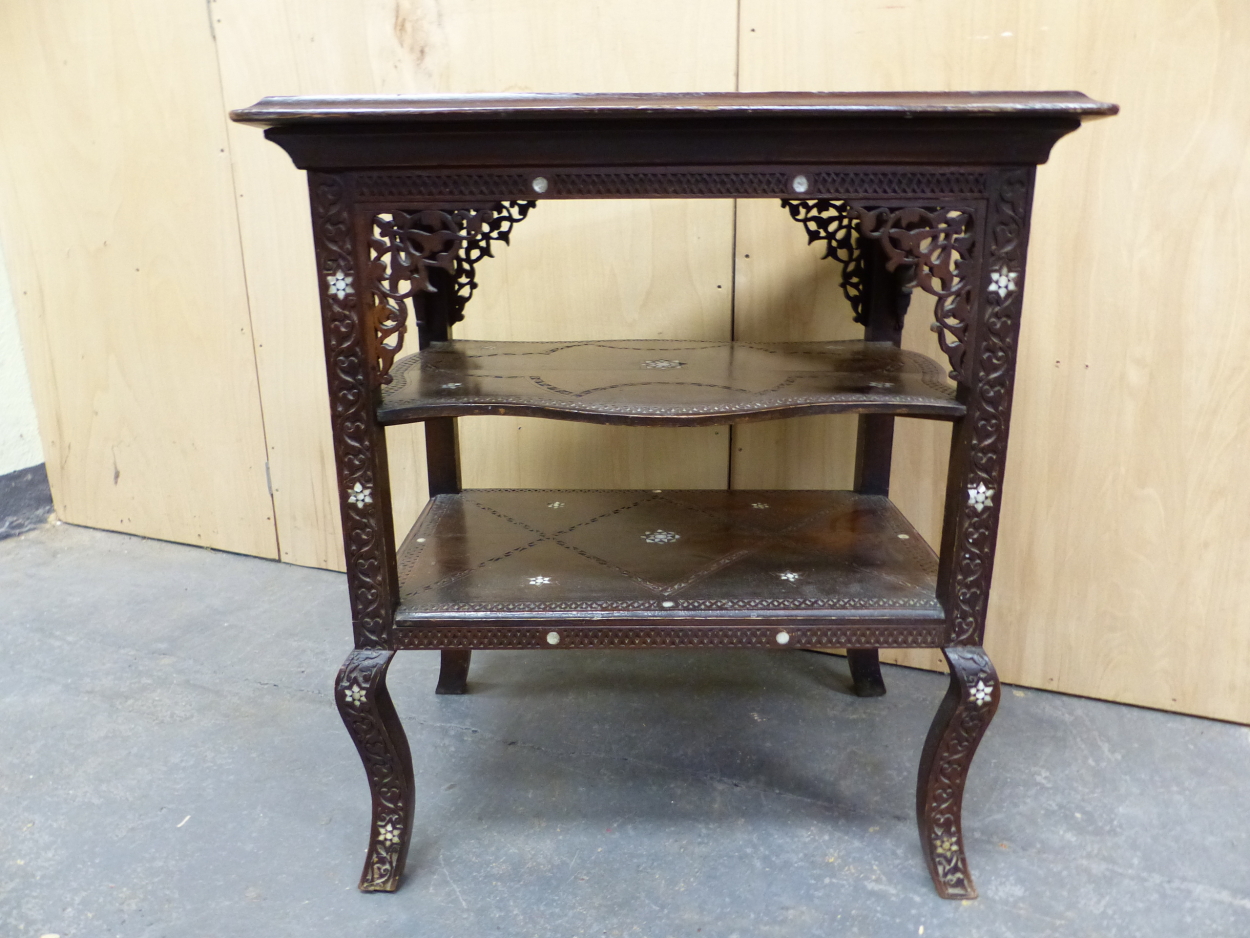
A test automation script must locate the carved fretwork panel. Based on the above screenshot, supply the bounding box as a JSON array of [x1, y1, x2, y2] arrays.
[[783, 199, 869, 325], [783, 200, 978, 382], [942, 169, 1032, 645], [856, 206, 977, 382], [365, 201, 534, 382], [308, 173, 396, 649]]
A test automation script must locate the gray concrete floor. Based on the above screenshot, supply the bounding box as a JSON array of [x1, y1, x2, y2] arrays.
[[2, 522, 1249, 938]]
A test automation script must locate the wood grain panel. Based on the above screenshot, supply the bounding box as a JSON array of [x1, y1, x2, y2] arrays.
[[0, 0, 276, 557], [738, 0, 1250, 721], [213, 0, 739, 568]]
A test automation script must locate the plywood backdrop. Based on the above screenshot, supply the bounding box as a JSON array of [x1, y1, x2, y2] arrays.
[[2, 0, 1250, 723]]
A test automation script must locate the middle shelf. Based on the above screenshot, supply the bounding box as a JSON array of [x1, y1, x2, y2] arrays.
[[378, 339, 963, 427]]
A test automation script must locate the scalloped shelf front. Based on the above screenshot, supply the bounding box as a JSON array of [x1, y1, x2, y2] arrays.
[[377, 339, 963, 427]]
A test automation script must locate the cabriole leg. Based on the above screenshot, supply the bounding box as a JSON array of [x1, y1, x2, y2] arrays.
[[336, 649, 414, 892], [846, 648, 887, 697], [916, 646, 1000, 899], [435, 649, 472, 695]]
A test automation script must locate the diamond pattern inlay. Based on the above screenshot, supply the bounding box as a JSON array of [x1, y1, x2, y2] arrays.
[[396, 490, 942, 618]]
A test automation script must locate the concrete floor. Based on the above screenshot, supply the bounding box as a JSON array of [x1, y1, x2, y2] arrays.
[[2, 522, 1249, 938]]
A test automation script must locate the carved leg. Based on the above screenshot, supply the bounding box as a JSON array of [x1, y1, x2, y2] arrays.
[[846, 648, 887, 697], [435, 649, 472, 695], [916, 646, 1000, 899], [336, 649, 415, 892]]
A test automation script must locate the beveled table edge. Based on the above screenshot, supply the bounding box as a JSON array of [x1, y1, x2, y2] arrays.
[[232, 90, 1119, 126]]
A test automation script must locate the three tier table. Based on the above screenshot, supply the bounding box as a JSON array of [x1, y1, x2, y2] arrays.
[[232, 91, 1116, 899]]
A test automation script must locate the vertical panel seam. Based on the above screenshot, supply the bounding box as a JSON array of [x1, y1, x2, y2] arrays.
[[204, 0, 283, 561]]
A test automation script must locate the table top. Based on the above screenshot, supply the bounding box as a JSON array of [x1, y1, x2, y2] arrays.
[[232, 91, 1117, 127], [232, 90, 1116, 171]]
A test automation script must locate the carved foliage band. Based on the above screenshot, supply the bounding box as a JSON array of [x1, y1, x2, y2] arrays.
[[367, 201, 534, 380], [336, 650, 411, 891], [947, 170, 1030, 644], [310, 174, 392, 647], [921, 646, 999, 899]]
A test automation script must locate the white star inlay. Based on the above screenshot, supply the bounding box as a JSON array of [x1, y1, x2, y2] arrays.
[[967, 483, 993, 512], [326, 268, 354, 300], [642, 530, 680, 544], [988, 266, 1019, 299]]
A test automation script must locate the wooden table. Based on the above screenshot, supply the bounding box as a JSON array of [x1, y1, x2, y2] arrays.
[[232, 91, 1116, 899]]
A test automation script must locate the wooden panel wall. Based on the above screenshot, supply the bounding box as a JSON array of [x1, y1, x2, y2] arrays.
[[736, 0, 1250, 722], [0, 0, 277, 557], [4, 1, 1250, 723], [213, 0, 738, 567]]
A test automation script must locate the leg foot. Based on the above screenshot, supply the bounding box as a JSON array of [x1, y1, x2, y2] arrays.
[[436, 649, 472, 695], [917, 646, 1000, 899], [336, 649, 414, 892], [847, 648, 887, 697]]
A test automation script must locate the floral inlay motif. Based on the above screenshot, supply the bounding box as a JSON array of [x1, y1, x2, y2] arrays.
[[751, 502, 769, 509], [933, 835, 959, 856], [966, 483, 993, 512], [641, 360, 685, 369], [778, 571, 801, 582], [441, 382, 462, 389], [642, 530, 680, 544], [971, 679, 994, 705], [326, 268, 354, 300], [988, 266, 1019, 299], [528, 576, 551, 585], [348, 482, 374, 508], [377, 820, 402, 846], [345, 684, 367, 706], [547, 501, 565, 508]]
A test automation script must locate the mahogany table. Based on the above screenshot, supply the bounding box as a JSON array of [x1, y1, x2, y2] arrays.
[[232, 91, 1116, 899]]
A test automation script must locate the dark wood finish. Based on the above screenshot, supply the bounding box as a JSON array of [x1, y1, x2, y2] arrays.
[[394, 489, 943, 632], [234, 91, 1115, 170], [917, 646, 1001, 898], [846, 649, 888, 698], [435, 649, 472, 695], [335, 649, 414, 891], [232, 91, 1114, 898], [379, 339, 961, 427]]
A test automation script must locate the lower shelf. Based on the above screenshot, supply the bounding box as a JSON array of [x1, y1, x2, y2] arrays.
[[393, 489, 948, 649]]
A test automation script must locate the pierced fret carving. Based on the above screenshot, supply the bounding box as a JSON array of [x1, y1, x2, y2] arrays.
[[855, 206, 977, 381], [947, 169, 1031, 644], [782, 200, 976, 363], [367, 201, 534, 381], [783, 200, 869, 325], [309, 174, 393, 648]]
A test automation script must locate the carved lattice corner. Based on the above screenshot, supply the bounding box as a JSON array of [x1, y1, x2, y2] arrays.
[[783, 199, 869, 325], [783, 200, 978, 382], [366, 201, 535, 382]]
